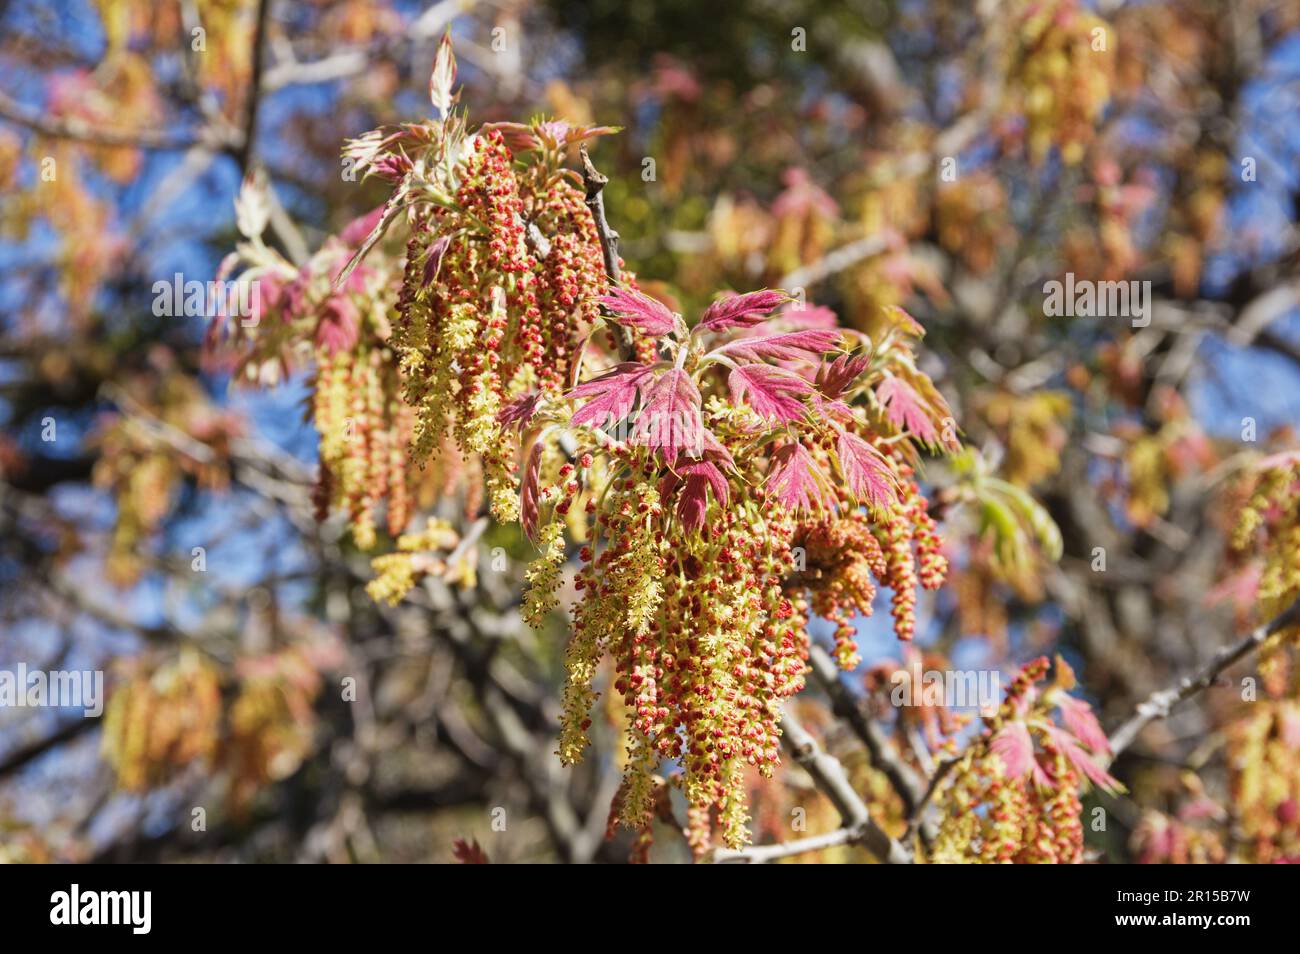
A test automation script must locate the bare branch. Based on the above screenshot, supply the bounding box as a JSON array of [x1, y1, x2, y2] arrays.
[[579, 144, 637, 361], [0, 90, 221, 152], [778, 709, 912, 864], [237, 0, 274, 171], [712, 825, 860, 863], [806, 645, 926, 814], [1106, 596, 1300, 761]]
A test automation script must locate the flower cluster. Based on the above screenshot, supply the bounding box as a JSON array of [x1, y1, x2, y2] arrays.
[[91, 366, 242, 585], [930, 657, 1121, 863], [386, 125, 609, 522], [212, 189, 429, 547], [101, 647, 325, 809], [213, 37, 619, 543], [512, 288, 958, 847], [225, 647, 323, 810], [1004, 0, 1113, 165], [211, 37, 964, 850], [366, 516, 472, 605], [101, 650, 222, 791], [1231, 451, 1300, 628], [1225, 700, 1300, 863]]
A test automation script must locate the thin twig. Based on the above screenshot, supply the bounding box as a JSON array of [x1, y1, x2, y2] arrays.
[[778, 710, 912, 864], [778, 234, 889, 291], [237, 0, 274, 171], [712, 825, 861, 864], [904, 753, 960, 846], [578, 144, 636, 361], [807, 645, 926, 814], [0, 90, 217, 151], [1106, 597, 1300, 761]]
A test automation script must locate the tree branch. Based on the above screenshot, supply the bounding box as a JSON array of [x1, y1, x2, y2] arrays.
[[0, 90, 220, 151], [777, 709, 912, 864], [236, 0, 273, 171], [712, 825, 861, 864], [806, 644, 926, 815], [1106, 596, 1300, 761], [579, 144, 637, 361]]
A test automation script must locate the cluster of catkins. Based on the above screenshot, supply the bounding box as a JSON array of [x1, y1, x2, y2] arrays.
[[92, 368, 242, 585], [1219, 453, 1300, 861], [212, 190, 427, 548], [390, 126, 609, 523], [1004, 0, 1113, 165], [931, 657, 1120, 863], [1232, 452, 1300, 624], [509, 286, 959, 849], [101, 647, 322, 808], [1225, 700, 1300, 863], [214, 38, 964, 850]]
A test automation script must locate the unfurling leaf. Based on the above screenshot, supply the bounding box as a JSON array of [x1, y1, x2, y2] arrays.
[[520, 440, 543, 542], [698, 289, 787, 332], [765, 442, 832, 512], [1047, 726, 1125, 794], [819, 351, 872, 399], [834, 430, 897, 510], [315, 296, 359, 354], [670, 459, 729, 531], [632, 368, 703, 460], [1056, 693, 1110, 755], [990, 721, 1035, 779], [727, 363, 812, 423], [876, 375, 939, 444], [499, 392, 543, 433], [568, 363, 656, 429], [714, 329, 840, 363], [235, 168, 270, 240], [429, 31, 459, 119], [598, 286, 677, 337]]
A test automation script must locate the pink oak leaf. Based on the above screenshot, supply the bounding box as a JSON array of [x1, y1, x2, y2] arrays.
[[820, 351, 873, 399], [834, 430, 898, 511], [728, 363, 813, 423], [631, 368, 703, 460], [485, 120, 621, 153], [598, 286, 677, 337], [429, 31, 458, 119], [713, 329, 841, 363], [876, 375, 939, 444], [315, 295, 359, 355], [1047, 726, 1124, 794], [666, 459, 730, 531], [519, 440, 543, 542], [498, 392, 543, 433], [765, 442, 833, 512], [990, 721, 1035, 779], [698, 426, 736, 470], [697, 289, 787, 332], [1056, 693, 1110, 755], [810, 394, 854, 421], [883, 304, 927, 337], [568, 363, 656, 429], [421, 235, 451, 286]]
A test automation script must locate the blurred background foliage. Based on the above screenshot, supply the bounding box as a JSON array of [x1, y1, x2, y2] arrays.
[[1, 0, 1299, 862]]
